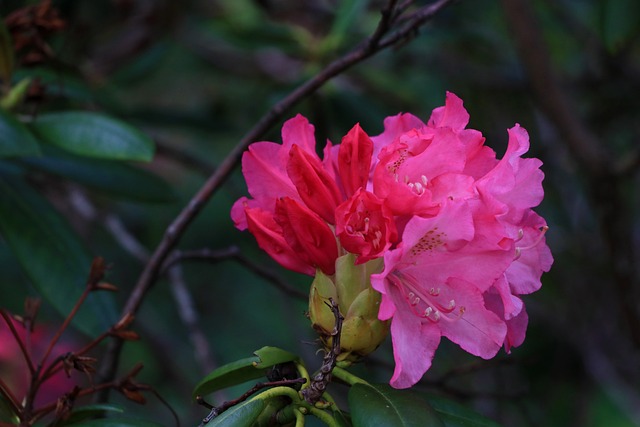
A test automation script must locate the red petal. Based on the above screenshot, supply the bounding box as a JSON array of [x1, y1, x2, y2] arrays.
[[287, 144, 343, 224], [338, 123, 373, 197], [275, 197, 338, 275], [245, 207, 315, 275]]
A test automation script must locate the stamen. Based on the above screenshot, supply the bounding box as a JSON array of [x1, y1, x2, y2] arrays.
[[515, 226, 549, 259], [421, 175, 428, 185]]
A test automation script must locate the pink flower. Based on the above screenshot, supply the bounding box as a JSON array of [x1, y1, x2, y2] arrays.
[[232, 92, 552, 390], [232, 117, 383, 275], [369, 93, 552, 388]]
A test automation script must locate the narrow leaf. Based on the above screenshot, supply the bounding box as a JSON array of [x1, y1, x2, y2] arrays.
[[0, 175, 118, 337], [59, 404, 125, 425], [22, 147, 175, 203], [0, 109, 41, 157], [349, 383, 445, 427], [31, 112, 154, 161], [207, 398, 265, 427], [423, 394, 501, 427], [193, 346, 300, 398]]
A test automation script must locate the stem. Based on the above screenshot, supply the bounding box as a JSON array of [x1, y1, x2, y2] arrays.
[[0, 310, 35, 375], [331, 367, 369, 386], [295, 361, 311, 388], [294, 408, 305, 427], [0, 377, 22, 420], [307, 406, 339, 427]]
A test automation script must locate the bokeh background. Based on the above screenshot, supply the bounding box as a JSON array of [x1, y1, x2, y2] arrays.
[[1, 0, 639, 425]]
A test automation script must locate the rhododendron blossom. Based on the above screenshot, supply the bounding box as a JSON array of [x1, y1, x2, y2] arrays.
[[231, 92, 552, 390]]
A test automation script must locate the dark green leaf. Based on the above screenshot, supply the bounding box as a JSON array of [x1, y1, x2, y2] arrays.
[[349, 383, 445, 427], [207, 398, 266, 427], [0, 175, 118, 337], [63, 419, 163, 427], [423, 395, 501, 427], [192, 346, 299, 398], [31, 112, 154, 161], [0, 109, 41, 157], [22, 148, 175, 203], [59, 404, 125, 425], [253, 346, 299, 368]]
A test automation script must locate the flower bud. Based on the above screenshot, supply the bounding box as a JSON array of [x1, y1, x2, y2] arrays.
[[309, 253, 389, 364]]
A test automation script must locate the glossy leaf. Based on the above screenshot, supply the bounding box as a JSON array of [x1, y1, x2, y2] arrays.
[[31, 112, 154, 161], [22, 147, 175, 203], [0, 175, 118, 337], [60, 404, 125, 425], [206, 398, 265, 427], [423, 394, 501, 427], [192, 346, 299, 398], [0, 109, 41, 157], [349, 383, 444, 427]]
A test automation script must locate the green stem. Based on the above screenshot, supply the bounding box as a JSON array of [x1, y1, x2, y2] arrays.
[[294, 408, 305, 427], [332, 366, 369, 386], [253, 386, 300, 402], [295, 361, 311, 388], [307, 406, 339, 427]]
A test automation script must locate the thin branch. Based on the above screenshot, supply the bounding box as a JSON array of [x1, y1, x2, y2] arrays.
[[163, 247, 308, 300], [96, 0, 455, 394], [167, 265, 217, 375], [0, 309, 35, 375]]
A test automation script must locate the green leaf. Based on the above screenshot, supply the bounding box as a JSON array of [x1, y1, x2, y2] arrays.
[[31, 112, 154, 162], [63, 419, 163, 427], [192, 346, 299, 398], [0, 174, 118, 337], [21, 147, 175, 203], [423, 395, 501, 427], [349, 383, 445, 427], [59, 404, 125, 425], [206, 398, 265, 427], [0, 109, 41, 157]]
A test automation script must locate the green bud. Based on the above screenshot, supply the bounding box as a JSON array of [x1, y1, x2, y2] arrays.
[[309, 253, 389, 363]]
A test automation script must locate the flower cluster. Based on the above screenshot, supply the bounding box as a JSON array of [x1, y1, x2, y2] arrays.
[[231, 92, 552, 388]]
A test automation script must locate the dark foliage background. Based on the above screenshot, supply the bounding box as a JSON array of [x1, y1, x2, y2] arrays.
[[0, 0, 639, 426]]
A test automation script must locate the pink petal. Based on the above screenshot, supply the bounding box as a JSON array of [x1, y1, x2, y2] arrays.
[[281, 114, 317, 154], [427, 92, 470, 131], [438, 278, 506, 359], [386, 287, 441, 389]]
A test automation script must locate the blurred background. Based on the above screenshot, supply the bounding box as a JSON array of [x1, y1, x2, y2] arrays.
[[0, 0, 639, 425]]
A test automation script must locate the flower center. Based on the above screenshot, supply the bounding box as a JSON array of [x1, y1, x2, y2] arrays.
[[389, 271, 465, 323], [345, 209, 383, 250]]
